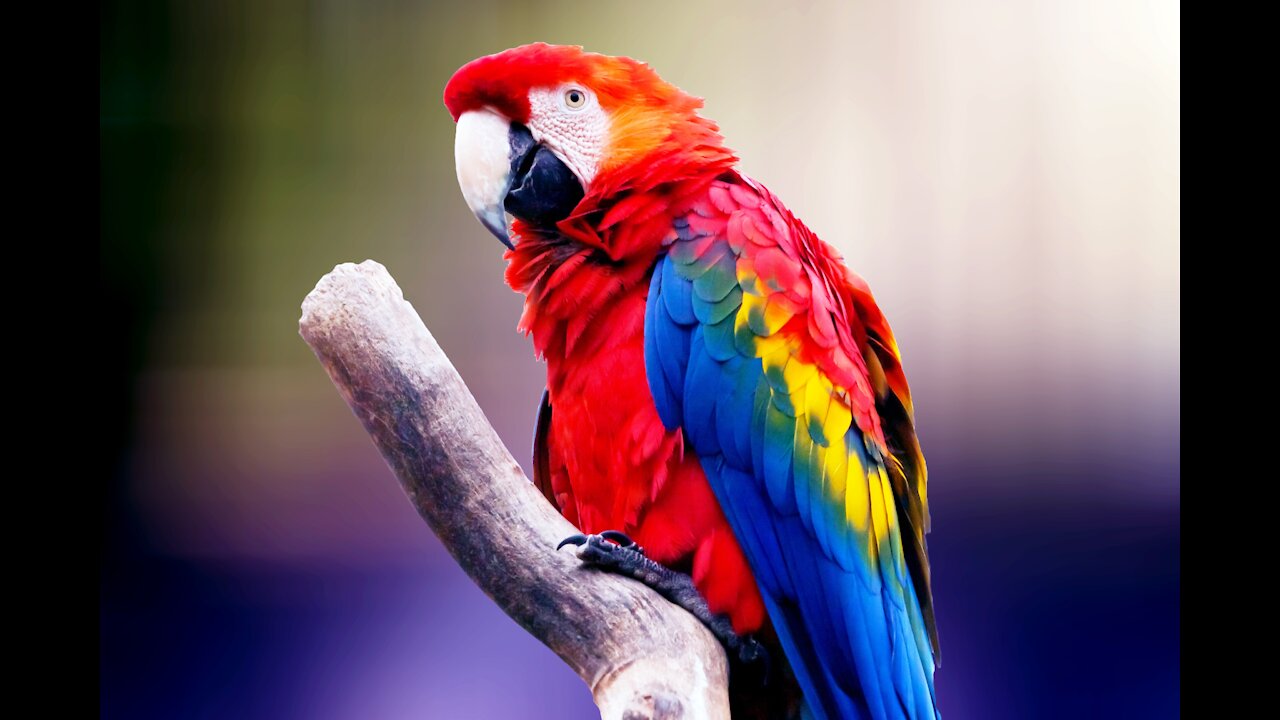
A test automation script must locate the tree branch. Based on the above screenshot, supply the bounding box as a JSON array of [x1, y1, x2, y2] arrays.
[[299, 260, 730, 720]]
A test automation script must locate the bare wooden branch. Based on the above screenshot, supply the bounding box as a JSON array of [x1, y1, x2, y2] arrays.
[[299, 260, 730, 720]]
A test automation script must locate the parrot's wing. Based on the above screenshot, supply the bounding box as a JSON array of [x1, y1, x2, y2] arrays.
[[643, 174, 939, 720], [532, 387, 559, 509], [531, 388, 582, 527]]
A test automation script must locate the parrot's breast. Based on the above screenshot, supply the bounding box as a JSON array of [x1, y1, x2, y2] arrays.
[[527, 251, 767, 636]]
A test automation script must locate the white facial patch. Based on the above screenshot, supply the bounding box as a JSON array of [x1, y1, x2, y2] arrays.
[[526, 85, 609, 187]]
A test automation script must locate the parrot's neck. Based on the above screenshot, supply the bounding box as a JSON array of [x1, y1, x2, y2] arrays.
[[504, 165, 739, 369], [503, 224, 656, 368]]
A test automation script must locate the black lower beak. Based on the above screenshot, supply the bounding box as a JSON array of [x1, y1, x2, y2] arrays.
[[503, 123, 584, 234]]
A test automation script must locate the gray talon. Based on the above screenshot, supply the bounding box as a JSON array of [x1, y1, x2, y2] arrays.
[[556, 533, 588, 551], [559, 529, 768, 677], [599, 529, 641, 551]]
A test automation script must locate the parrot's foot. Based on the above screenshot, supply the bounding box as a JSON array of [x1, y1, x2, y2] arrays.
[[557, 531, 769, 670]]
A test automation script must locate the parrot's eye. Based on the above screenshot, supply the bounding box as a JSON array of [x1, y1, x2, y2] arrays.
[[563, 88, 587, 110]]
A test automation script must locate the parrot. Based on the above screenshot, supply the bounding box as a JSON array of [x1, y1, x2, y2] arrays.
[[444, 43, 939, 720]]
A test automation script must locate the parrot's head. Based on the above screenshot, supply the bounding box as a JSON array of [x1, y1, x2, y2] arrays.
[[445, 43, 734, 249]]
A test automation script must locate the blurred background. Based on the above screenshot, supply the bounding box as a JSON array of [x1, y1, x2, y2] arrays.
[[101, 1, 1179, 718]]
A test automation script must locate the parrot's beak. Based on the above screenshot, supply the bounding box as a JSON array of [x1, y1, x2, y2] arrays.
[[453, 109, 584, 249]]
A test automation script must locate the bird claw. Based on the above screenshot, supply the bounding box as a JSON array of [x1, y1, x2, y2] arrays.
[[555, 528, 769, 677], [556, 533, 588, 551], [599, 529, 643, 552], [556, 530, 644, 554]]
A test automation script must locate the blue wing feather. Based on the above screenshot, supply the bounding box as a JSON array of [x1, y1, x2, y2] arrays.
[[644, 267, 683, 429], [661, 254, 698, 326], [643, 192, 938, 720]]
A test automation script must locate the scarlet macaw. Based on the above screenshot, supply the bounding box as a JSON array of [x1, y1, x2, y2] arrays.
[[445, 43, 939, 720]]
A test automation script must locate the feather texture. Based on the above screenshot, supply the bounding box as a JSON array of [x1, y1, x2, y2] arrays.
[[645, 173, 939, 720]]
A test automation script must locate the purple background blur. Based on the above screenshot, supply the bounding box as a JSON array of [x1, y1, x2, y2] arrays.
[[101, 1, 1179, 718]]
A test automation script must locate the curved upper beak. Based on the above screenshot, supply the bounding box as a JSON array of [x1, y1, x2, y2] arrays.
[[453, 109, 584, 249]]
